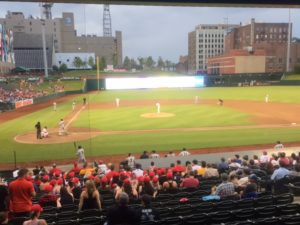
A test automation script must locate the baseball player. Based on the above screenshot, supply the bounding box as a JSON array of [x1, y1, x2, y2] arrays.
[[41, 126, 49, 138], [156, 102, 160, 114], [195, 96, 199, 104], [76, 145, 86, 163], [115, 98, 120, 107], [265, 94, 269, 103], [35, 121, 42, 139], [53, 102, 57, 111], [58, 119, 65, 136], [72, 101, 76, 111]]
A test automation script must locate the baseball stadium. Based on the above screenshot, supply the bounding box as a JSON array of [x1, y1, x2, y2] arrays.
[[1, 0, 300, 225]]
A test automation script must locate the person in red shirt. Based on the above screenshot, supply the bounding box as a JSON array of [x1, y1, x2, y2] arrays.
[[173, 160, 186, 173], [180, 171, 199, 188], [49, 163, 62, 177], [9, 168, 36, 217]]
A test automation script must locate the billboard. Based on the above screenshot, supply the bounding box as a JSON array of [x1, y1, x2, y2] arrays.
[[105, 76, 204, 90], [0, 24, 14, 64]]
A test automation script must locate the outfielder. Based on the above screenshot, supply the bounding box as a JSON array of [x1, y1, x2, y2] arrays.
[[76, 145, 86, 163], [195, 96, 199, 104], [72, 101, 76, 111], [115, 98, 120, 107], [53, 102, 57, 111], [156, 102, 160, 114], [265, 94, 269, 103]]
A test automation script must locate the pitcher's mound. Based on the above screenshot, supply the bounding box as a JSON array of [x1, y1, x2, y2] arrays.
[[141, 112, 175, 118]]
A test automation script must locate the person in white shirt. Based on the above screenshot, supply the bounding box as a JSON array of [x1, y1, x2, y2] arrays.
[[260, 151, 270, 164], [265, 94, 269, 103], [194, 96, 199, 104], [126, 153, 135, 169], [41, 126, 49, 138], [76, 145, 86, 163], [133, 164, 144, 177], [156, 102, 160, 114], [150, 150, 160, 159], [98, 160, 108, 174], [58, 119, 66, 135], [115, 98, 120, 107], [274, 141, 284, 150], [192, 160, 201, 171], [72, 101, 76, 111], [53, 102, 57, 111], [179, 148, 191, 157]]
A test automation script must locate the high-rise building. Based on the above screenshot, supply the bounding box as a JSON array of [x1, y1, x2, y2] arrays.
[[208, 18, 300, 74], [0, 11, 123, 69], [188, 24, 238, 74]]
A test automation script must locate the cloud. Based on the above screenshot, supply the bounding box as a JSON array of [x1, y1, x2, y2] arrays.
[[0, 2, 299, 62]]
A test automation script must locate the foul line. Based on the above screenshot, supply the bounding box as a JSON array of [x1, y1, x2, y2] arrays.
[[65, 105, 86, 129]]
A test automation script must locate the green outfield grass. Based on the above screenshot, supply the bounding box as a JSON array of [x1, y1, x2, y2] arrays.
[[1, 86, 300, 164]]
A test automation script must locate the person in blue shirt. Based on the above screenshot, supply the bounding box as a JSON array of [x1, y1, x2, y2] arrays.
[[271, 160, 290, 181]]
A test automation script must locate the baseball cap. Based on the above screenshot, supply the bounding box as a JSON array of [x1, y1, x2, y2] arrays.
[[68, 172, 75, 178], [249, 174, 260, 182], [72, 177, 79, 184], [152, 176, 159, 183], [57, 178, 63, 185], [31, 204, 43, 213], [138, 176, 144, 183], [101, 176, 108, 184], [167, 172, 173, 179], [123, 179, 130, 185], [44, 185, 53, 193], [149, 172, 155, 178], [42, 175, 49, 182], [50, 179, 57, 186], [144, 176, 151, 183]]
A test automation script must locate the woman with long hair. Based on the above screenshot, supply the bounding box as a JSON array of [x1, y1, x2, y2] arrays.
[[23, 204, 47, 225], [57, 186, 74, 207], [78, 180, 101, 211], [115, 179, 138, 201]]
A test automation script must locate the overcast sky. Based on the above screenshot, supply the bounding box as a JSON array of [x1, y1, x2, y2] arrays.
[[0, 2, 299, 62]]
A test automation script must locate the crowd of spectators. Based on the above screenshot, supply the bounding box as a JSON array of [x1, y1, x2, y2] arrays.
[[1, 148, 300, 225]]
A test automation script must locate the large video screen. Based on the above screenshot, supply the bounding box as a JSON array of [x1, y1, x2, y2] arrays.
[[105, 76, 204, 90]]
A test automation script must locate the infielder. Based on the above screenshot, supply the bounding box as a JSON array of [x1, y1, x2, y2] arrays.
[[53, 102, 57, 111], [72, 101, 76, 111], [115, 98, 120, 107], [58, 119, 66, 136], [195, 96, 199, 104], [156, 102, 160, 114], [265, 94, 269, 103]]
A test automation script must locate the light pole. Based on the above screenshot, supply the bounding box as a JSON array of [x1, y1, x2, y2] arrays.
[[286, 9, 291, 73], [41, 19, 48, 78]]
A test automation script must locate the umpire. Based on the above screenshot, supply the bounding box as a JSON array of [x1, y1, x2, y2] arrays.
[[35, 122, 42, 139]]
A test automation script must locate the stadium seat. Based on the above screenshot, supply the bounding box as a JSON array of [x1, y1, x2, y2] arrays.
[[236, 198, 254, 209], [281, 214, 300, 225], [79, 216, 103, 225], [39, 213, 57, 223], [253, 217, 281, 225], [55, 220, 79, 225], [57, 211, 79, 221], [9, 217, 29, 225], [79, 209, 102, 218], [274, 193, 294, 205], [255, 195, 274, 207], [209, 211, 233, 223], [233, 208, 256, 221], [278, 203, 300, 216], [161, 216, 183, 225], [182, 214, 209, 225], [256, 206, 277, 218], [215, 200, 236, 211]]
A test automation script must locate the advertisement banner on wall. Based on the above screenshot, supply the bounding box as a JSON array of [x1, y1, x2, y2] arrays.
[[15, 99, 33, 108]]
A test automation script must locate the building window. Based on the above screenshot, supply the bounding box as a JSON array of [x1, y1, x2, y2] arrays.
[[297, 58, 300, 63], [274, 28, 277, 33], [279, 28, 282, 33], [29, 21, 32, 25], [256, 34, 259, 39], [278, 58, 282, 63]]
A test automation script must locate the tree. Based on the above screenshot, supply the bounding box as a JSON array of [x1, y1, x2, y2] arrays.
[[87, 56, 95, 69], [59, 63, 68, 73], [123, 56, 131, 70], [165, 60, 172, 71], [99, 57, 107, 71], [294, 64, 300, 73], [52, 65, 59, 72], [145, 56, 155, 69], [130, 58, 138, 70], [137, 57, 145, 70], [157, 56, 165, 69], [112, 54, 118, 67], [73, 57, 83, 69]]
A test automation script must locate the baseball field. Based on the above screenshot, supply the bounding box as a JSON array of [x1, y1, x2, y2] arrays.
[[1, 85, 300, 165]]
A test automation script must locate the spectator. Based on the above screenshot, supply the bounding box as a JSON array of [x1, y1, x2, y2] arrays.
[[126, 153, 135, 169], [39, 175, 50, 192], [106, 192, 139, 225], [192, 159, 201, 171], [235, 155, 242, 164], [274, 141, 284, 150], [151, 176, 161, 197], [173, 160, 186, 173], [57, 186, 74, 207], [138, 194, 160, 222], [204, 163, 219, 178], [38, 185, 57, 207], [197, 161, 207, 176], [9, 168, 36, 217], [289, 164, 300, 177], [78, 180, 101, 211], [260, 151, 270, 164], [162, 173, 178, 193], [248, 159, 260, 170], [241, 174, 259, 199], [23, 204, 47, 225], [133, 164, 144, 178], [140, 151, 149, 159], [0, 212, 8, 224], [147, 162, 157, 172], [238, 168, 251, 188], [271, 160, 289, 181], [115, 179, 138, 201], [213, 173, 236, 199], [279, 152, 289, 167], [139, 176, 155, 197], [178, 148, 191, 156], [70, 177, 82, 200], [149, 150, 160, 159], [97, 160, 108, 174], [0, 178, 9, 213], [218, 158, 229, 173], [49, 163, 61, 177], [180, 171, 199, 188]]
